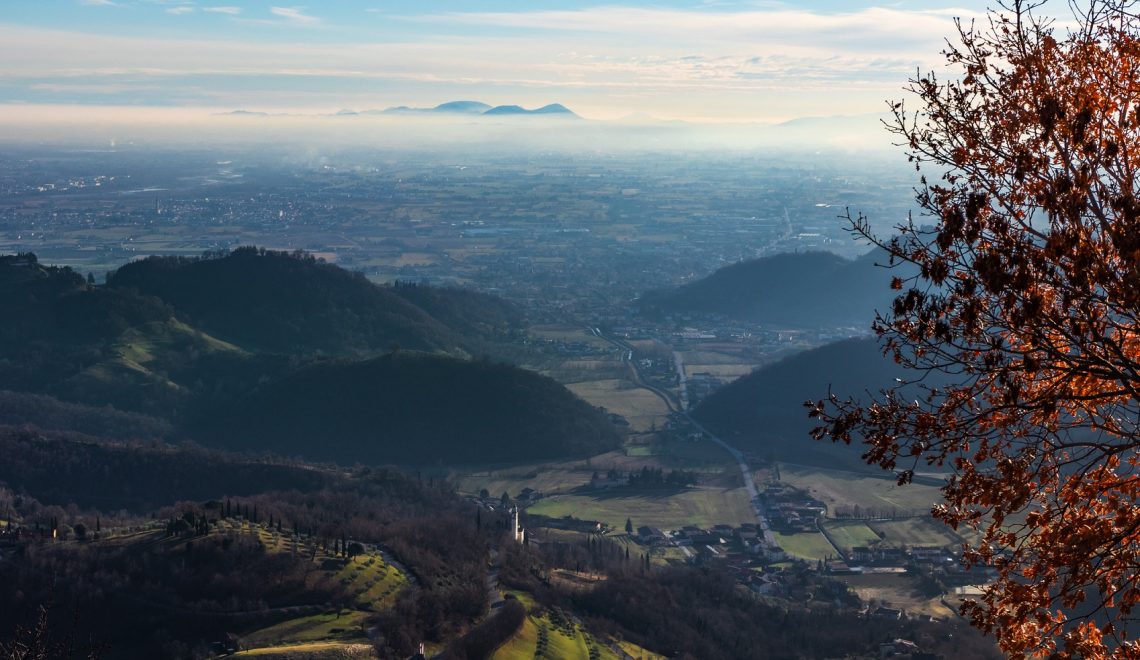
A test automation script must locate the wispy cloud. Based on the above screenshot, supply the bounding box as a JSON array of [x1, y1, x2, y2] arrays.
[[270, 7, 319, 25], [166, 6, 194, 15], [0, 4, 984, 120], [78, 0, 119, 6]]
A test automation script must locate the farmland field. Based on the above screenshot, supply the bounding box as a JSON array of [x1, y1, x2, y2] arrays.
[[492, 611, 620, 660], [529, 325, 615, 350], [454, 465, 592, 499], [232, 642, 374, 658], [526, 486, 756, 530], [678, 350, 749, 365], [839, 573, 956, 619], [683, 363, 756, 379], [822, 521, 882, 551], [239, 611, 369, 649], [451, 441, 726, 501], [232, 534, 407, 653], [774, 531, 838, 561], [567, 378, 671, 432], [778, 463, 946, 516], [867, 518, 965, 549]]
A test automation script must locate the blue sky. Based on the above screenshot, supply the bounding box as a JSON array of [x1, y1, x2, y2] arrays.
[[0, 0, 998, 122]]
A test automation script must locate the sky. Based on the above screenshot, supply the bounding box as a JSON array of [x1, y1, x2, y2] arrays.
[[0, 0, 997, 125]]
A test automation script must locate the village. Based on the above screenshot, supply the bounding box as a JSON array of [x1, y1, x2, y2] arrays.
[[472, 472, 997, 628]]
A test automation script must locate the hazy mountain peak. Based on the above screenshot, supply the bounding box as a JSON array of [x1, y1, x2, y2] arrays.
[[433, 100, 492, 113], [483, 103, 577, 117]]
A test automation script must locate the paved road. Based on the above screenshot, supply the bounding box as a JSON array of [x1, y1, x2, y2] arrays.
[[591, 327, 681, 412], [593, 328, 772, 538], [682, 411, 776, 544], [486, 548, 503, 608]]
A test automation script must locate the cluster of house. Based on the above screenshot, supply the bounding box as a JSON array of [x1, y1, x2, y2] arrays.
[[763, 484, 828, 533], [634, 522, 787, 565], [826, 544, 997, 585], [636, 522, 751, 547]]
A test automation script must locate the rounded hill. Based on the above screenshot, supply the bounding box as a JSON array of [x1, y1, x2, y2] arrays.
[[193, 351, 624, 465], [107, 247, 519, 357]]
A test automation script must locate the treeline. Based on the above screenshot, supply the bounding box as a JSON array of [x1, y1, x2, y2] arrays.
[[0, 390, 171, 440], [0, 427, 330, 511], [442, 598, 526, 660], [607, 467, 698, 488]]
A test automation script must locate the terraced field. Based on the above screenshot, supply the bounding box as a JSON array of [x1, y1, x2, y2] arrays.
[[213, 520, 408, 655], [231, 641, 374, 658], [491, 608, 618, 660]]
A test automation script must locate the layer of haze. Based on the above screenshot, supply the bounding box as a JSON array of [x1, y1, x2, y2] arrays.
[[0, 104, 897, 153]]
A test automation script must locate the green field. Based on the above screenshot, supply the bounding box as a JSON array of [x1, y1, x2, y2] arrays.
[[867, 518, 965, 549], [774, 531, 839, 561], [567, 378, 671, 432], [229, 526, 407, 653], [678, 350, 748, 365], [778, 463, 945, 516], [529, 325, 614, 350], [232, 641, 374, 658], [491, 611, 620, 660], [683, 363, 756, 379], [822, 521, 883, 551], [492, 616, 541, 660], [239, 611, 369, 649], [838, 573, 956, 619], [455, 465, 592, 499], [526, 486, 756, 530]]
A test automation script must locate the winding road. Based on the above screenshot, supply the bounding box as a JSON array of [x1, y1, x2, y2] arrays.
[[592, 328, 773, 541]]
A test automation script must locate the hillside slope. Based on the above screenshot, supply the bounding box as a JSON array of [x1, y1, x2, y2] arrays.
[[194, 352, 623, 465], [692, 337, 903, 469], [640, 249, 899, 327], [0, 251, 610, 467], [107, 248, 519, 356]]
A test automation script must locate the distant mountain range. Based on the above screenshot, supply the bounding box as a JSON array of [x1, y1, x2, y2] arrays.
[[639, 248, 908, 328], [221, 101, 579, 119], [376, 101, 577, 117], [379, 100, 492, 115]]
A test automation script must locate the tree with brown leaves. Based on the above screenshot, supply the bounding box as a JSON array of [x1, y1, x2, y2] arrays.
[[808, 1, 1140, 657]]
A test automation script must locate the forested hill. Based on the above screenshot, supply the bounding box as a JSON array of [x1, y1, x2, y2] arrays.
[[0, 251, 622, 466], [0, 253, 176, 400], [638, 249, 899, 327], [692, 337, 904, 469], [193, 351, 622, 465], [107, 247, 521, 356]]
